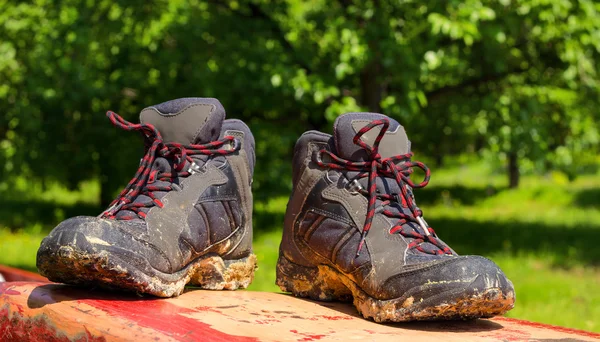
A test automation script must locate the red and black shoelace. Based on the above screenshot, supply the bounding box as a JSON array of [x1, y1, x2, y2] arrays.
[[100, 111, 240, 220], [316, 119, 452, 257]]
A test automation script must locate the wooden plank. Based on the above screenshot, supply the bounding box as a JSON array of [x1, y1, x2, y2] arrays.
[[0, 265, 49, 283], [1, 281, 598, 342]]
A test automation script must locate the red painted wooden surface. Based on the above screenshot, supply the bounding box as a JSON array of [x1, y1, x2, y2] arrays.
[[1, 281, 598, 342], [0, 265, 48, 283]]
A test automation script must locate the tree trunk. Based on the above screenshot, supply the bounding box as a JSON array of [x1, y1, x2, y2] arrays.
[[360, 60, 383, 113], [358, 0, 386, 113], [507, 151, 519, 189], [434, 154, 444, 168]]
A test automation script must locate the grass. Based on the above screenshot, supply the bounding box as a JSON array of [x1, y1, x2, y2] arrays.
[[492, 254, 599, 331], [0, 230, 46, 273], [0, 160, 599, 332]]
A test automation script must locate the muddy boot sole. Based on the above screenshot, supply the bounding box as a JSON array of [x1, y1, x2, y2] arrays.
[[276, 255, 515, 323], [37, 245, 257, 297]]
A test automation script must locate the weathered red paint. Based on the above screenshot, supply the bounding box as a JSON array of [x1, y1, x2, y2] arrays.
[[0, 265, 48, 282], [289, 330, 327, 341], [3, 289, 20, 296], [80, 296, 257, 342], [0, 305, 107, 342], [496, 317, 600, 340], [4, 283, 256, 342], [1, 281, 599, 342], [317, 315, 353, 321]]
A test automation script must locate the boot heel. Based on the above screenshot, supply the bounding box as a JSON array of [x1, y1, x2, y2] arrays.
[[276, 255, 352, 301], [188, 254, 257, 290]]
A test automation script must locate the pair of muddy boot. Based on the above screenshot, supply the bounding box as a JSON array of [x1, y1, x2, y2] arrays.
[[37, 98, 515, 322]]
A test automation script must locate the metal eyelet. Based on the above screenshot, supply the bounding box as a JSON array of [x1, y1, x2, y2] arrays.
[[312, 149, 324, 164], [231, 138, 241, 151], [188, 162, 202, 174], [345, 179, 363, 195]]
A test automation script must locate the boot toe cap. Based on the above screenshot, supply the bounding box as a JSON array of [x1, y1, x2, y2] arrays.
[[380, 255, 515, 305], [37, 216, 172, 275]]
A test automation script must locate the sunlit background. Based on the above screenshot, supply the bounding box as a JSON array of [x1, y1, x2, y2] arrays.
[[1, 0, 599, 331]]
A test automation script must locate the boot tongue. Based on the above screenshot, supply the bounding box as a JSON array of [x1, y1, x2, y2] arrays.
[[333, 112, 410, 160], [140, 97, 226, 144], [334, 113, 444, 256], [112, 98, 225, 221]]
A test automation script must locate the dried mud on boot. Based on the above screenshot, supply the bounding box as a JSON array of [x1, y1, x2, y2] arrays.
[[276, 255, 352, 302], [38, 245, 257, 297], [188, 255, 257, 291], [351, 280, 515, 323], [276, 255, 514, 323]]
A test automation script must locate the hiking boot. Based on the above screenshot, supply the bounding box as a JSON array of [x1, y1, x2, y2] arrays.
[[37, 98, 256, 297], [276, 113, 515, 322]]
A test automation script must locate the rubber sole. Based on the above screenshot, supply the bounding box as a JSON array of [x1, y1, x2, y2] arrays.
[[276, 255, 515, 323], [37, 245, 257, 297]]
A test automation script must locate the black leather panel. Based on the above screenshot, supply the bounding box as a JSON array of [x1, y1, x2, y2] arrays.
[[335, 231, 370, 273], [293, 177, 372, 275], [184, 205, 210, 253], [305, 217, 352, 261], [198, 201, 232, 244], [200, 163, 239, 202]]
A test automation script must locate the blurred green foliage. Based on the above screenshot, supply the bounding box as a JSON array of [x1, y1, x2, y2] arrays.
[[1, 1, 599, 330], [0, 0, 599, 205]]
